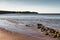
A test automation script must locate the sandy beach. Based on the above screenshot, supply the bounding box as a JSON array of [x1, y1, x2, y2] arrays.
[[0, 28, 44, 40], [0, 27, 59, 40]]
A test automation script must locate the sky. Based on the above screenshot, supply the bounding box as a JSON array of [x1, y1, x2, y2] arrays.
[[0, 0, 60, 13]]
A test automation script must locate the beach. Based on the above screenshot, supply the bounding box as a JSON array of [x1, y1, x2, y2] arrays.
[[0, 27, 59, 40], [0, 19, 59, 40], [0, 28, 42, 40]]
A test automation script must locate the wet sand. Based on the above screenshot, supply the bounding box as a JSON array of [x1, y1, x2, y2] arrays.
[[0, 28, 42, 40], [0, 27, 59, 40]]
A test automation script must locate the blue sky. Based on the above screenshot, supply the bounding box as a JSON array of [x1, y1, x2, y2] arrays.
[[0, 0, 60, 13]]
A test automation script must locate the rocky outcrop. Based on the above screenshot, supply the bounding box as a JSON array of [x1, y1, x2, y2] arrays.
[[37, 24, 60, 38]]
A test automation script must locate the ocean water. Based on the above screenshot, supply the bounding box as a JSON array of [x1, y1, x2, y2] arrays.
[[0, 14, 60, 29]]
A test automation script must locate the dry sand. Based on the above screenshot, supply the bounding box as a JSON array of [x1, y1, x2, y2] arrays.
[[0, 28, 44, 40]]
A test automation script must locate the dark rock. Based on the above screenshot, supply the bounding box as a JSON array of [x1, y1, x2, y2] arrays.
[[37, 24, 44, 29], [49, 33, 57, 38], [57, 32, 60, 37], [41, 27, 46, 32], [48, 28, 55, 33]]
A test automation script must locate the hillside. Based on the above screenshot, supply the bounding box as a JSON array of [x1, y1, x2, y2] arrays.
[[0, 11, 38, 14]]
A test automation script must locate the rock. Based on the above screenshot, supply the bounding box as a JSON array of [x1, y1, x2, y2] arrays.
[[37, 24, 43, 29], [45, 27, 50, 31], [37, 23, 60, 38], [42, 31, 48, 35], [49, 33, 57, 38], [26, 25, 29, 27], [41, 27, 46, 32], [56, 32, 60, 37], [48, 28, 55, 33]]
